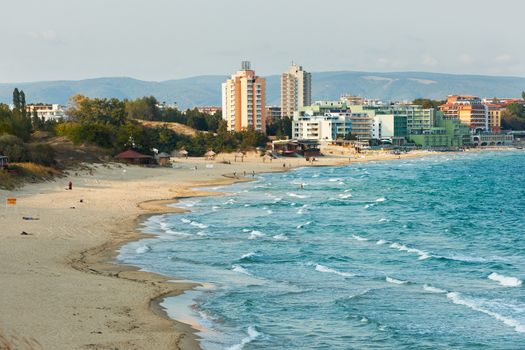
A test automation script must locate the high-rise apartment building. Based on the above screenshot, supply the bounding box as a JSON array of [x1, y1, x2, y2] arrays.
[[221, 61, 266, 133], [281, 64, 312, 118]]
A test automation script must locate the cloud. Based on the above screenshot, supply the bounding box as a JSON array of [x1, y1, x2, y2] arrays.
[[495, 54, 513, 63], [458, 54, 473, 65], [27, 30, 64, 45], [421, 54, 438, 66]]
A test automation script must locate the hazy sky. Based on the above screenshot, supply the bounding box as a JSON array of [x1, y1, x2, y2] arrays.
[[1, 0, 524, 82]]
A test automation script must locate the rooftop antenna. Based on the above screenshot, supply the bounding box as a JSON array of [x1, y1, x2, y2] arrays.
[[241, 61, 251, 70]]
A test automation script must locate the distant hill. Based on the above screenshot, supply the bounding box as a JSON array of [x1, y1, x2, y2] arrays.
[[1, 71, 524, 109]]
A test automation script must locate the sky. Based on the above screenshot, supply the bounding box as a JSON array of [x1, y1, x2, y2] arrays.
[[1, 0, 524, 82]]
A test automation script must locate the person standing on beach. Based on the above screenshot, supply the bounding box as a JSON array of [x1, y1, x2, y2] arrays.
[[68, 181, 72, 190]]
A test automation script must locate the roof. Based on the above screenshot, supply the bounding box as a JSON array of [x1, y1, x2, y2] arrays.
[[115, 150, 152, 159], [204, 150, 216, 156], [157, 152, 170, 158]]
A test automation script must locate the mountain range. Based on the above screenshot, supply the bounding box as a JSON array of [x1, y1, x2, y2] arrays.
[[1, 71, 524, 109]]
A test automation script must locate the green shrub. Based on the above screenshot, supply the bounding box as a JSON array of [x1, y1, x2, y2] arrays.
[[0, 134, 28, 162], [27, 143, 56, 166]]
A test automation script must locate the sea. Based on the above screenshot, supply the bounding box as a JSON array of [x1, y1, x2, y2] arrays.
[[118, 150, 525, 349]]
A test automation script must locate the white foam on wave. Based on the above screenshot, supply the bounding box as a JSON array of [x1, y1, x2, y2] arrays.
[[378, 218, 389, 222], [296, 221, 312, 229], [315, 264, 355, 277], [338, 193, 352, 199], [287, 192, 308, 199], [241, 252, 257, 259], [375, 197, 386, 202], [180, 218, 191, 224], [248, 230, 265, 240], [273, 234, 288, 241], [446, 292, 525, 333], [488, 273, 523, 287], [190, 221, 208, 229], [352, 234, 368, 242], [267, 210, 273, 215], [226, 326, 262, 350], [212, 206, 220, 211], [390, 242, 431, 260], [135, 245, 150, 254], [376, 239, 388, 245], [364, 204, 372, 209], [231, 265, 252, 276], [422, 284, 447, 294], [386, 277, 408, 285], [328, 178, 341, 182]]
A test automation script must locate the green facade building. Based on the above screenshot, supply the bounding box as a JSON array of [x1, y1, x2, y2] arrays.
[[409, 113, 471, 147]]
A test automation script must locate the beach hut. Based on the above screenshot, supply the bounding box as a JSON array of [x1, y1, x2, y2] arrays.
[[156, 152, 171, 166], [204, 150, 216, 160], [179, 149, 189, 159], [115, 150, 154, 165], [0, 155, 8, 170]]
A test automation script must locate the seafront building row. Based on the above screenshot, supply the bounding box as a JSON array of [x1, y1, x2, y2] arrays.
[[220, 61, 522, 147], [291, 100, 516, 147]]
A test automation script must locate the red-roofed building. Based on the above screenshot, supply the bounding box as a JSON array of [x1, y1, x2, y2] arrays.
[[115, 150, 154, 165]]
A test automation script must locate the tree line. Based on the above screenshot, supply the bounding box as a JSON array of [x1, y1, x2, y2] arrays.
[[57, 94, 269, 156]]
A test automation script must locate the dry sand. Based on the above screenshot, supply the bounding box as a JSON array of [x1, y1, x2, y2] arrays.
[[0, 149, 456, 349]]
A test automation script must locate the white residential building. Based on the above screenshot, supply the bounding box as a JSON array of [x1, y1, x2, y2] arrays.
[[281, 64, 312, 118], [26, 104, 67, 121], [292, 113, 352, 141]]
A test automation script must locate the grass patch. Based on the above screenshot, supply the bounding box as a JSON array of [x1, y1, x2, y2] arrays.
[[0, 163, 62, 190]]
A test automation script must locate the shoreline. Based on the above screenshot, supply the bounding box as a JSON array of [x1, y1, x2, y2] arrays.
[[114, 148, 521, 349], [0, 148, 519, 349]]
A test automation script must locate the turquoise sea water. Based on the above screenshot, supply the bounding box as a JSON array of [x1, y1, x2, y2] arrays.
[[118, 151, 525, 349]]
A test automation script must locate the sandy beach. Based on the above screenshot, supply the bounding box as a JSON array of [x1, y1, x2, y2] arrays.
[[0, 149, 481, 349]]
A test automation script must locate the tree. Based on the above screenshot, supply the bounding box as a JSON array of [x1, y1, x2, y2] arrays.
[[125, 96, 160, 121], [12, 88, 20, 110], [68, 95, 127, 127], [412, 98, 445, 109], [501, 103, 525, 130], [522, 91, 525, 101], [20, 90, 26, 116]]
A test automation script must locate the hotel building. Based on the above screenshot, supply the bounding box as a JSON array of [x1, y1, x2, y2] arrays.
[[439, 95, 489, 131], [281, 64, 312, 118], [221, 61, 266, 133], [26, 104, 67, 121]]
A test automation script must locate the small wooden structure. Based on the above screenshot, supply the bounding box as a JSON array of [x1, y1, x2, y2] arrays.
[[179, 149, 189, 158], [115, 150, 154, 165], [204, 150, 216, 160], [0, 155, 8, 170], [156, 152, 171, 166], [272, 140, 321, 157]]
